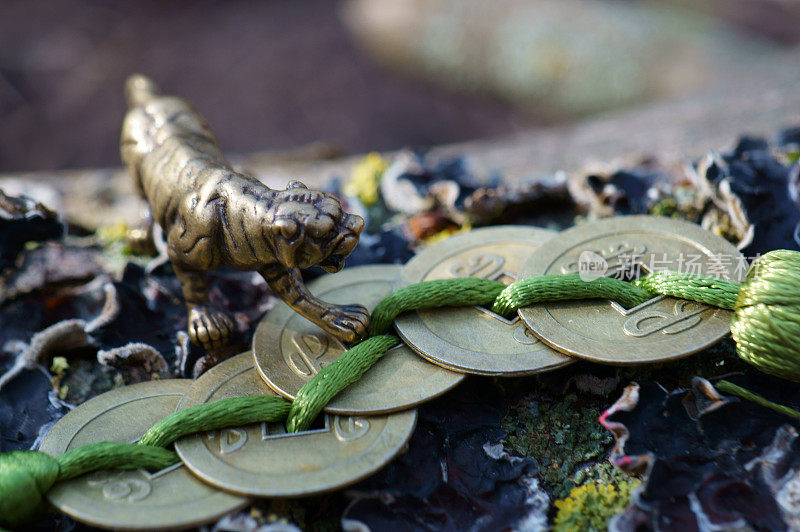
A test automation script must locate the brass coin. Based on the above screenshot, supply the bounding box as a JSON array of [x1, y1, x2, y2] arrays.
[[393, 226, 574, 376], [174, 352, 417, 497], [517, 215, 746, 364], [253, 264, 464, 414], [39, 380, 249, 531]]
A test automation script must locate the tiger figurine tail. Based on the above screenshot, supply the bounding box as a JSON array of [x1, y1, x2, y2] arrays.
[[120, 74, 368, 352]]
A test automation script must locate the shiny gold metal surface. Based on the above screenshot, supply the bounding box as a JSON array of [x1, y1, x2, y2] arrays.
[[174, 352, 417, 497], [121, 74, 368, 351], [253, 265, 464, 414], [394, 226, 574, 376], [517, 216, 746, 364], [39, 380, 248, 531]]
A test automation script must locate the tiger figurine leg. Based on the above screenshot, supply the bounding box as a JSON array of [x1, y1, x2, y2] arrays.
[[171, 260, 234, 351], [127, 208, 158, 256], [261, 265, 370, 344]]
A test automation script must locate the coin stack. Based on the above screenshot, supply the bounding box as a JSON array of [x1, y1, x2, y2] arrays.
[[38, 216, 745, 530]]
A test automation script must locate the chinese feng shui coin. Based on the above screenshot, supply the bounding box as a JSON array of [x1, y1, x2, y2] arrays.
[[517, 215, 746, 364], [393, 226, 574, 376], [253, 265, 464, 414], [174, 352, 417, 497], [39, 380, 249, 531]]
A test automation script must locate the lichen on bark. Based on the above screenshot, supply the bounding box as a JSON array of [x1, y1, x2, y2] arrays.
[[501, 392, 613, 498]]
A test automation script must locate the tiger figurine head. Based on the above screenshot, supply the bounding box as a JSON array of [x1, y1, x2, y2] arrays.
[[266, 181, 365, 273]]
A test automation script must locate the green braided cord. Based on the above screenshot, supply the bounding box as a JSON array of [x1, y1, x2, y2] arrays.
[[370, 278, 506, 335], [286, 334, 401, 432], [140, 395, 291, 447], [491, 274, 653, 316], [56, 442, 178, 480], [717, 380, 800, 419], [731, 250, 800, 382], [635, 271, 740, 310]]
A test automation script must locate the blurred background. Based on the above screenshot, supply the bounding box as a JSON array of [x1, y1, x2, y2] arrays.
[[1, 0, 799, 173]]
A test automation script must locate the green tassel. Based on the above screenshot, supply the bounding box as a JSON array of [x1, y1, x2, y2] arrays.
[[0, 451, 59, 528], [731, 250, 800, 382]]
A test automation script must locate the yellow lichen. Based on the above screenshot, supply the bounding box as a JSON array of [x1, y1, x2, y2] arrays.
[[343, 152, 388, 206], [420, 222, 472, 247], [553, 480, 638, 532], [50, 356, 69, 376], [96, 222, 129, 244]]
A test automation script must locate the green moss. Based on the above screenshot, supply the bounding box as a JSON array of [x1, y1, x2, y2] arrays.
[[60, 359, 118, 404], [502, 394, 612, 498], [649, 197, 677, 217], [553, 479, 638, 532], [572, 462, 635, 489]]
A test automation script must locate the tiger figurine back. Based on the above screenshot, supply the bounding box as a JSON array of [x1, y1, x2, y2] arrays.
[[120, 74, 368, 351]]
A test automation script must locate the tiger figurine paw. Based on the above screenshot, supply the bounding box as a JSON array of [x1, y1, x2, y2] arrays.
[[320, 304, 371, 344], [188, 305, 235, 351]]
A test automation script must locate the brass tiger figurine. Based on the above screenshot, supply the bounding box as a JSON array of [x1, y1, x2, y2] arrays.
[[120, 74, 368, 351]]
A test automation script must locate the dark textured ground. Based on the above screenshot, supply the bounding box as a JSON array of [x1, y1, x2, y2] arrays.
[[2, 124, 799, 530], [0, 0, 533, 173]]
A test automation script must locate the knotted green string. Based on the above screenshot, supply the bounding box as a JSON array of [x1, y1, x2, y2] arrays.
[[3, 249, 800, 527], [0, 444, 176, 528], [634, 270, 740, 310], [139, 395, 292, 447], [287, 334, 401, 432], [491, 274, 653, 316]]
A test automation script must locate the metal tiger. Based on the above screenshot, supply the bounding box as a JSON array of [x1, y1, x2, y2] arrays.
[[120, 74, 368, 350]]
